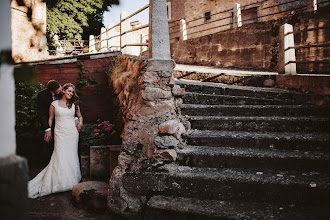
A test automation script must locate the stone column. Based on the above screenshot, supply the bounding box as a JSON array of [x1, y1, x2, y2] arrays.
[[89, 35, 96, 53], [180, 19, 188, 41], [100, 27, 108, 52], [279, 23, 297, 74], [234, 3, 242, 28], [0, 1, 29, 219]]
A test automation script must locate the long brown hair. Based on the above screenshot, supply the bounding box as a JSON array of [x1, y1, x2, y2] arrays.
[[61, 83, 79, 109]]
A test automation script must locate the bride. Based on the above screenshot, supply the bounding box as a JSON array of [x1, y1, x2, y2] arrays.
[[29, 83, 83, 198]]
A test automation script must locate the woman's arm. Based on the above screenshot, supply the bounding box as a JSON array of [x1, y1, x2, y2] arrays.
[[45, 104, 55, 143], [75, 105, 83, 132]]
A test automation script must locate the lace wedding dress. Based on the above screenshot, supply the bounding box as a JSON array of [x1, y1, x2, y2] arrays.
[[28, 100, 81, 198]]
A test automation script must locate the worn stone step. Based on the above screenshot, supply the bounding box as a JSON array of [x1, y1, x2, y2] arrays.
[[123, 164, 330, 205], [145, 195, 330, 220], [181, 104, 330, 117], [184, 130, 330, 152], [177, 145, 330, 172], [176, 79, 323, 104], [183, 92, 294, 105], [187, 116, 330, 132]]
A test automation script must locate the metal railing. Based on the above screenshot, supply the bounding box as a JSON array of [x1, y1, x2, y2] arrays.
[[49, 39, 88, 56], [169, 0, 330, 40], [89, 4, 149, 54]]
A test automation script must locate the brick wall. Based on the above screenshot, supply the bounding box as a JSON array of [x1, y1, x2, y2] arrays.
[[35, 56, 117, 124]]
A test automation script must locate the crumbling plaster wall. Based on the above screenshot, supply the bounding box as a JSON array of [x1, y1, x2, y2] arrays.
[[108, 55, 187, 218], [11, 0, 48, 62]]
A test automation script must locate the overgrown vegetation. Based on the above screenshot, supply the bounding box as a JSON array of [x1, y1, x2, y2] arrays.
[[76, 62, 98, 95], [45, 0, 119, 40], [15, 82, 45, 146]]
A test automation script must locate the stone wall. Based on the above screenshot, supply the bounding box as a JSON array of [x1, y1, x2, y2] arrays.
[[171, 8, 329, 73], [171, 20, 278, 71], [107, 55, 187, 218], [11, 0, 48, 62]]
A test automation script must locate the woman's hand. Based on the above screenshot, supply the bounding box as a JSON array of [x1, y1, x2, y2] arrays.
[[77, 122, 83, 132]]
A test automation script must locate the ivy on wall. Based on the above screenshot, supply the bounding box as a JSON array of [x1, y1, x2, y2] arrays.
[[76, 62, 98, 95]]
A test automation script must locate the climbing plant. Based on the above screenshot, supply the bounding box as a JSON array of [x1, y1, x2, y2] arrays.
[[76, 62, 98, 95]]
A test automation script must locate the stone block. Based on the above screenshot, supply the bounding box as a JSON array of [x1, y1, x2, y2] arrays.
[[155, 136, 179, 149], [80, 155, 90, 179], [0, 155, 29, 220], [90, 146, 110, 180], [109, 145, 121, 177], [159, 120, 186, 139], [172, 86, 186, 97], [142, 87, 172, 101], [72, 181, 108, 213]]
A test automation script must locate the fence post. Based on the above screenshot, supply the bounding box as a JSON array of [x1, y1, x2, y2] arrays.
[[180, 19, 188, 41], [234, 3, 242, 28], [279, 23, 297, 74], [308, 0, 318, 11], [89, 35, 96, 53], [100, 27, 108, 52]]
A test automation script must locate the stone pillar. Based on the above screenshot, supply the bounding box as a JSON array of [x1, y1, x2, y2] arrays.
[[149, 0, 171, 60], [307, 0, 318, 11], [234, 3, 242, 28], [279, 23, 297, 74], [0, 1, 29, 219], [89, 35, 96, 53], [180, 19, 188, 41], [100, 27, 108, 52]]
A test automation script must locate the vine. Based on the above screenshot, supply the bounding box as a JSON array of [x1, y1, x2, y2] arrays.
[[76, 62, 98, 95]]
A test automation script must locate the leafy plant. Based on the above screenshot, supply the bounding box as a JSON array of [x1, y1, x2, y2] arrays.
[[15, 82, 45, 146], [78, 119, 120, 155], [76, 62, 98, 95]]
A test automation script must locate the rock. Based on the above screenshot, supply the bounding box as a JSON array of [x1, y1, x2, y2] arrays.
[[90, 146, 110, 180], [142, 87, 172, 101], [155, 136, 179, 149], [172, 86, 186, 97], [264, 79, 275, 87], [159, 120, 186, 139], [80, 155, 90, 179], [72, 181, 108, 213], [156, 149, 177, 162]]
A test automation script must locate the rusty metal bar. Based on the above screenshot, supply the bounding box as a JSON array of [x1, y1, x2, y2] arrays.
[[121, 24, 149, 36], [121, 4, 149, 22], [121, 43, 148, 49], [289, 43, 330, 49], [287, 26, 330, 35]]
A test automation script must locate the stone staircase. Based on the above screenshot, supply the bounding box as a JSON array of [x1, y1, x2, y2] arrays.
[[144, 80, 330, 219]]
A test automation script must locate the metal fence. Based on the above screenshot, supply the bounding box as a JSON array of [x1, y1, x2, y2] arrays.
[[89, 4, 149, 54]]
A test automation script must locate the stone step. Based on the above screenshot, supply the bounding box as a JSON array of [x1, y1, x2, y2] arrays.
[[181, 104, 330, 117], [184, 91, 294, 105], [176, 79, 323, 104], [177, 145, 330, 172], [187, 116, 330, 132], [123, 164, 330, 205], [184, 130, 330, 152], [145, 195, 330, 220]]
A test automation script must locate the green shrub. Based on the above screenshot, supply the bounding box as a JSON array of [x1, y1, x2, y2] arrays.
[[78, 119, 121, 155], [15, 82, 45, 147]]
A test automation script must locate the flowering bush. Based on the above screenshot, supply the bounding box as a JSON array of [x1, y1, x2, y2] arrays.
[[79, 119, 120, 155]]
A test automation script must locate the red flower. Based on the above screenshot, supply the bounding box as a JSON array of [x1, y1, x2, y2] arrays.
[[101, 134, 105, 136], [95, 133, 99, 136], [105, 127, 111, 131], [93, 129, 99, 132]]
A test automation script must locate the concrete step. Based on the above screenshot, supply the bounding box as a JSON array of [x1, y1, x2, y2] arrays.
[[184, 130, 330, 152], [187, 116, 330, 132], [123, 164, 330, 206], [184, 92, 294, 105], [145, 195, 330, 220], [181, 104, 330, 117], [177, 145, 330, 172], [176, 79, 323, 104]]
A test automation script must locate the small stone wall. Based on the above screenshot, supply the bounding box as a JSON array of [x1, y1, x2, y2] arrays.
[[107, 55, 187, 218]]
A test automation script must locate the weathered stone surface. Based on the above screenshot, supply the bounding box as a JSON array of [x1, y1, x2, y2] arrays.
[[90, 146, 110, 180], [159, 120, 186, 139], [264, 79, 275, 87], [0, 155, 29, 220], [109, 145, 121, 176], [142, 87, 172, 101], [156, 149, 177, 162], [174, 98, 183, 108], [80, 155, 90, 179], [155, 136, 179, 149], [72, 181, 108, 212], [172, 86, 186, 97]]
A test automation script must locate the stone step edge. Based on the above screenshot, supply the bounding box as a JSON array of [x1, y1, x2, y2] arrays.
[[185, 130, 330, 141], [181, 104, 324, 109], [186, 115, 330, 122], [184, 91, 294, 103], [175, 79, 319, 98], [177, 145, 330, 161], [146, 195, 324, 219], [161, 164, 330, 190]]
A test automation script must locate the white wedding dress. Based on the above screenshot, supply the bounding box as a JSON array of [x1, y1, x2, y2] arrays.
[[28, 100, 81, 198]]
